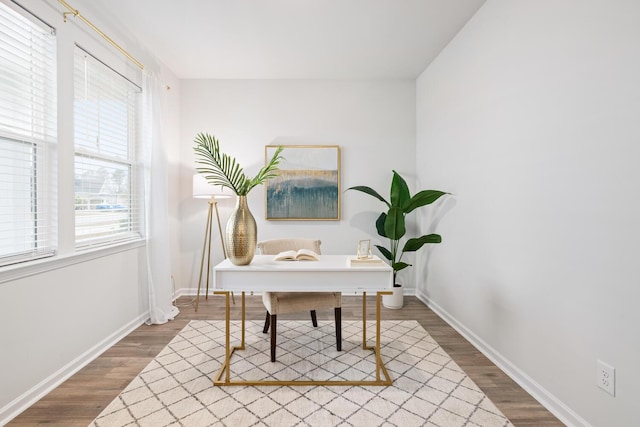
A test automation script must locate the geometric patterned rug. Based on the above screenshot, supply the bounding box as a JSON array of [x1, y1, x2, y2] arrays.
[[90, 320, 513, 427]]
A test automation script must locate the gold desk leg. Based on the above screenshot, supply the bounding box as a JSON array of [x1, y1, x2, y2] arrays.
[[376, 292, 382, 382], [362, 291, 367, 349], [224, 291, 230, 383], [377, 291, 393, 385], [212, 289, 393, 386], [359, 290, 393, 384], [213, 291, 246, 385], [240, 292, 245, 349], [212, 291, 232, 385]]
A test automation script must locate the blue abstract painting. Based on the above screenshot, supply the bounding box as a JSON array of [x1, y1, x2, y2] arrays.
[[265, 145, 340, 220]]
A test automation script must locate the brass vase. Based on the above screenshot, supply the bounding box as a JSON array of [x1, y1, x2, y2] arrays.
[[225, 195, 257, 265]]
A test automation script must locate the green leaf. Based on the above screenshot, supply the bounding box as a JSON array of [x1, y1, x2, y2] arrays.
[[404, 190, 448, 213], [384, 207, 405, 240], [246, 146, 284, 193], [393, 262, 411, 272], [194, 133, 283, 196], [375, 245, 393, 261], [402, 234, 442, 252], [346, 186, 390, 208], [194, 133, 248, 194], [347, 168, 448, 276], [390, 170, 410, 209], [375, 212, 387, 237]]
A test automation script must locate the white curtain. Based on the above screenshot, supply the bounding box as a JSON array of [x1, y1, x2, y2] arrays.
[[142, 73, 179, 324]]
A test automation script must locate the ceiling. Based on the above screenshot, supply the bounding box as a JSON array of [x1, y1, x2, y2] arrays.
[[86, 0, 485, 80]]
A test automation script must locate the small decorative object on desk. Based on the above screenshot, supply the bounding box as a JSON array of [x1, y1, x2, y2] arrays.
[[350, 239, 383, 266], [274, 248, 319, 261], [348, 255, 384, 266], [356, 239, 372, 259]]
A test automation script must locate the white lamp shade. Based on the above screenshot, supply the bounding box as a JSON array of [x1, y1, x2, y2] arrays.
[[192, 174, 233, 199]]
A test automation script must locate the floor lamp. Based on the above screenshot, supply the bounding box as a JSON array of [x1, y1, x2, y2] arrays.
[[193, 174, 233, 312]]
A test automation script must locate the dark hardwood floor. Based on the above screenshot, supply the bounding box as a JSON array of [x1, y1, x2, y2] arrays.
[[8, 295, 563, 426]]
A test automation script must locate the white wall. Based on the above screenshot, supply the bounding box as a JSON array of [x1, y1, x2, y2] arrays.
[[0, 0, 181, 423], [178, 79, 416, 291], [0, 248, 147, 420], [416, 1, 640, 425]]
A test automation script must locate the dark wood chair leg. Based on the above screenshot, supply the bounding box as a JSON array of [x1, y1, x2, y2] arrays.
[[270, 314, 277, 362], [310, 310, 318, 327], [335, 307, 342, 351], [263, 311, 270, 333]]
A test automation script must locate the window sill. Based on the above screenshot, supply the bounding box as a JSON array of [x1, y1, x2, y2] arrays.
[[0, 239, 146, 285]]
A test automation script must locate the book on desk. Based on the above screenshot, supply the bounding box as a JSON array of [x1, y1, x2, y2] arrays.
[[274, 248, 319, 261], [348, 255, 386, 267]]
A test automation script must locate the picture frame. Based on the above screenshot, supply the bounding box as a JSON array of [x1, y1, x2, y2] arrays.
[[356, 239, 372, 259], [265, 145, 340, 220]]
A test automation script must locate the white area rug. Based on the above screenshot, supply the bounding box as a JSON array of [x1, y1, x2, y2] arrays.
[[90, 320, 513, 426]]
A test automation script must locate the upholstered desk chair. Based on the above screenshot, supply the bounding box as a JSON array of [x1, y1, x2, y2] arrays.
[[257, 238, 342, 362]]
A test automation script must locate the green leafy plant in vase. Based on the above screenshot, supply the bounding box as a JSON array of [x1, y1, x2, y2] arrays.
[[347, 170, 447, 308], [194, 132, 284, 265]]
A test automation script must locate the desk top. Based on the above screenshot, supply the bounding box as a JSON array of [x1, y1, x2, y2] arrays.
[[214, 255, 393, 292], [215, 255, 391, 271]]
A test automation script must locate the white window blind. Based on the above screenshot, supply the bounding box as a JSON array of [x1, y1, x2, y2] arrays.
[[0, 3, 57, 267], [74, 46, 141, 248]]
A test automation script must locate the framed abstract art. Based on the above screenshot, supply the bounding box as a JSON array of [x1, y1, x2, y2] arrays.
[[265, 145, 340, 220]]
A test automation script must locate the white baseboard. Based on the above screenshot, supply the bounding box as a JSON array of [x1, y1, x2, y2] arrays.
[[415, 289, 590, 427], [175, 287, 198, 297], [0, 311, 149, 426], [174, 287, 417, 297]]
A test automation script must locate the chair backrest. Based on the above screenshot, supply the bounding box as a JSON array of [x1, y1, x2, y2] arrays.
[[257, 239, 322, 255]]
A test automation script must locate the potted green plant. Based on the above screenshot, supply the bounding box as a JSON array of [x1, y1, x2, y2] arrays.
[[347, 170, 447, 308], [194, 132, 284, 265]]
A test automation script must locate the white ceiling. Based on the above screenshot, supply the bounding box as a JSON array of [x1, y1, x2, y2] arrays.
[[87, 0, 485, 80]]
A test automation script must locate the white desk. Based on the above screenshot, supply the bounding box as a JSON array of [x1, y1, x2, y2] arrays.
[[212, 255, 394, 386], [214, 254, 393, 292]]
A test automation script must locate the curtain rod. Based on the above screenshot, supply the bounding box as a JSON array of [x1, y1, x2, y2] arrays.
[[11, 0, 56, 32], [76, 43, 142, 91], [57, 0, 144, 70]]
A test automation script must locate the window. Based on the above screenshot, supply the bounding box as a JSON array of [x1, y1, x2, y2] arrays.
[[0, 3, 57, 267], [74, 46, 141, 248]]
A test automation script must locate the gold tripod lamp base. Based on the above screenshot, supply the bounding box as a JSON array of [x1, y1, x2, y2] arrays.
[[195, 197, 234, 311]]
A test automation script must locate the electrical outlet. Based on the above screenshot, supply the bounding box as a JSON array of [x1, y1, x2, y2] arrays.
[[596, 360, 615, 396]]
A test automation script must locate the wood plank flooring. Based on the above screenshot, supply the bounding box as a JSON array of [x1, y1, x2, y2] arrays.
[[8, 295, 564, 426]]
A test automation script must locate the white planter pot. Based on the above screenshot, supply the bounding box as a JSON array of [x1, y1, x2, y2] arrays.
[[382, 284, 404, 309]]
